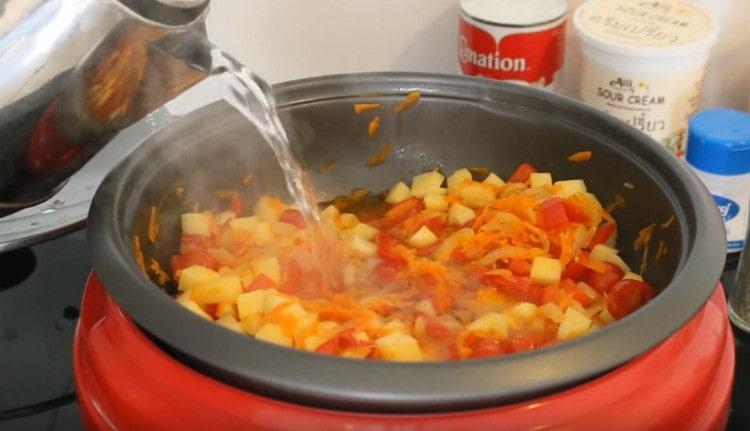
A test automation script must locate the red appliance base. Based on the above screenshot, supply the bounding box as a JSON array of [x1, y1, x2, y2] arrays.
[[74, 273, 734, 431]]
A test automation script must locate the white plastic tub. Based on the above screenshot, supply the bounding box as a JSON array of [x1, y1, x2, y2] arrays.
[[573, 0, 719, 156]]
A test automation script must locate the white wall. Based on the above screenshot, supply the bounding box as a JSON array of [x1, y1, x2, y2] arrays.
[[207, 0, 750, 109]]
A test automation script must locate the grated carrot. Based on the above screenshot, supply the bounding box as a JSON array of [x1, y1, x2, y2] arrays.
[[149, 258, 171, 284], [568, 150, 593, 163], [132, 235, 148, 277], [317, 160, 336, 174], [366, 142, 393, 168], [368, 116, 381, 138], [354, 103, 380, 113], [660, 215, 675, 229], [634, 223, 656, 276], [242, 175, 254, 186], [605, 194, 625, 214], [394, 91, 421, 113], [655, 240, 668, 262], [147, 206, 159, 244]]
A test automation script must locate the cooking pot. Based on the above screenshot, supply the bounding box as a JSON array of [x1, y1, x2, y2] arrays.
[[87, 72, 725, 412]]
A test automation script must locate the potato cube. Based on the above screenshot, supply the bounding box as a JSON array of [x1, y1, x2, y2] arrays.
[[264, 291, 290, 313], [529, 172, 553, 187], [236, 290, 267, 319], [339, 213, 359, 228], [251, 256, 281, 284], [240, 314, 264, 335], [554, 179, 587, 197], [178, 265, 220, 292], [230, 216, 275, 246], [423, 195, 448, 211], [508, 302, 538, 320], [539, 302, 565, 323], [448, 203, 475, 226], [344, 223, 379, 241], [255, 323, 293, 347], [216, 315, 243, 333], [191, 276, 243, 305], [321, 205, 340, 220], [408, 225, 438, 248], [466, 313, 509, 339], [181, 213, 212, 237], [383, 319, 408, 334], [447, 168, 472, 191], [215, 302, 236, 319], [215, 210, 236, 226], [415, 299, 437, 316], [179, 299, 212, 320], [557, 307, 592, 340], [254, 196, 285, 222], [303, 334, 326, 351], [351, 235, 378, 257], [590, 244, 631, 273], [483, 173, 505, 187], [530, 256, 561, 285], [411, 171, 445, 198], [375, 332, 423, 361], [459, 184, 496, 208], [386, 181, 412, 204]]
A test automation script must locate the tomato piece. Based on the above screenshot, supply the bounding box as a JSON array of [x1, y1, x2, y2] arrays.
[[279, 209, 305, 229], [465, 334, 506, 358], [585, 262, 624, 293], [314, 337, 340, 355], [424, 216, 448, 235], [424, 315, 452, 339], [508, 163, 537, 183], [539, 197, 570, 230], [375, 264, 398, 282], [377, 232, 408, 268], [170, 251, 219, 273], [507, 259, 531, 277], [591, 223, 617, 247], [506, 334, 547, 353], [315, 329, 370, 356], [280, 258, 302, 294], [245, 273, 277, 292], [180, 235, 219, 251], [562, 262, 587, 281], [541, 285, 560, 304], [481, 273, 544, 304], [25, 100, 81, 175], [607, 280, 655, 319], [384, 198, 424, 227], [562, 198, 590, 223]]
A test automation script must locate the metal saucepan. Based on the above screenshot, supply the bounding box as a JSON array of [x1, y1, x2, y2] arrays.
[[87, 72, 725, 413]]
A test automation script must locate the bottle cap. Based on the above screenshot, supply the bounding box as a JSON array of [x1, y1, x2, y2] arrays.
[[686, 108, 750, 175]]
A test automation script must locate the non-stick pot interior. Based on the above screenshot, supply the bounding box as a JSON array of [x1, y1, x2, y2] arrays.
[[89, 73, 724, 412]]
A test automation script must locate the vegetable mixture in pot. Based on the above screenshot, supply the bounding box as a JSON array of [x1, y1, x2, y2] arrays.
[[170, 163, 654, 361]]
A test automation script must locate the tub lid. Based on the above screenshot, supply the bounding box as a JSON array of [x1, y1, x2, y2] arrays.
[[460, 0, 567, 27], [687, 109, 750, 176], [573, 0, 719, 57]]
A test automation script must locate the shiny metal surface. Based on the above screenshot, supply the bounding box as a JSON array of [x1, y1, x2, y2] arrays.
[[0, 0, 209, 211]]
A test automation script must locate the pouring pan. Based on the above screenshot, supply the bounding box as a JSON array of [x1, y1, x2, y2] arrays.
[[87, 72, 725, 412]]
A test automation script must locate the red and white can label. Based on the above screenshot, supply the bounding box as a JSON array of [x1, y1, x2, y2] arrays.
[[458, 14, 566, 92]]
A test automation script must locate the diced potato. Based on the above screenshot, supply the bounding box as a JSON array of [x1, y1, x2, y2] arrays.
[[411, 171, 445, 198], [181, 213, 212, 237], [415, 299, 437, 316], [230, 216, 275, 246], [236, 290, 268, 319], [408, 225, 438, 248], [529, 172, 553, 187], [250, 256, 281, 284], [215, 210, 236, 226], [557, 307, 592, 340], [351, 235, 377, 257], [383, 319, 408, 334], [264, 291, 290, 313], [599, 304, 615, 324], [375, 332, 423, 361], [623, 272, 644, 281], [321, 205, 340, 220], [216, 315, 243, 333], [179, 299, 212, 320], [447, 168, 472, 191], [413, 315, 427, 336], [423, 195, 448, 211], [448, 203, 475, 226], [344, 223, 379, 241], [459, 184, 495, 208], [590, 244, 631, 273], [483, 173, 505, 187], [191, 276, 243, 305], [280, 303, 309, 322], [386, 181, 411, 204], [254, 196, 285, 222], [240, 314, 264, 335], [508, 302, 538, 320], [255, 323, 293, 347], [466, 313, 509, 339], [554, 179, 587, 197], [433, 227, 474, 261], [215, 302, 236, 318], [315, 321, 341, 339], [303, 334, 325, 351], [539, 302, 565, 323], [339, 213, 359, 228], [530, 256, 562, 285], [178, 265, 220, 292]]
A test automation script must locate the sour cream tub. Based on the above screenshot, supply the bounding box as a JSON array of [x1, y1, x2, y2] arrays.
[[573, 0, 719, 157]]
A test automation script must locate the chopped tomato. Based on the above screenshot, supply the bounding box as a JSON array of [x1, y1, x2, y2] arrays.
[[481, 273, 544, 304], [591, 223, 617, 247], [25, 100, 81, 175], [424, 315, 452, 339], [424, 216, 448, 235], [384, 198, 424, 227], [562, 198, 590, 223], [280, 258, 302, 294], [465, 333, 506, 358], [315, 329, 370, 356], [246, 274, 277, 292], [607, 280, 655, 319], [180, 235, 219, 251], [170, 251, 219, 272], [585, 262, 624, 293], [508, 163, 537, 183], [377, 232, 408, 268], [505, 334, 547, 353], [539, 197, 570, 230], [562, 262, 587, 281], [279, 209, 305, 229], [375, 264, 398, 282], [507, 259, 531, 276]]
